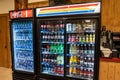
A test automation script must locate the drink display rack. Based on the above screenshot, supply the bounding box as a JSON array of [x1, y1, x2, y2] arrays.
[[12, 20, 34, 72], [9, 9, 36, 80], [65, 19, 96, 80], [39, 19, 65, 76], [36, 1, 101, 80]]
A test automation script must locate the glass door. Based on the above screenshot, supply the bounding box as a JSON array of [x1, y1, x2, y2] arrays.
[[66, 19, 97, 80], [39, 19, 65, 76], [12, 20, 34, 72]]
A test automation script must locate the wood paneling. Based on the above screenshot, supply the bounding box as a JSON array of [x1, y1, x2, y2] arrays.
[[15, 0, 28, 10], [114, 63, 120, 80], [0, 14, 11, 68], [99, 0, 120, 32], [99, 61, 109, 80], [107, 62, 115, 80], [28, 1, 49, 8], [99, 61, 120, 80]]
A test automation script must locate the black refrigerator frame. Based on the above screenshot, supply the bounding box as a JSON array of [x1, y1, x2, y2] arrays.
[[36, 13, 101, 80], [9, 9, 37, 80]]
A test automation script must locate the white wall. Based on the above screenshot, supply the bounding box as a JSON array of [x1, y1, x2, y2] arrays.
[[0, 0, 47, 14]]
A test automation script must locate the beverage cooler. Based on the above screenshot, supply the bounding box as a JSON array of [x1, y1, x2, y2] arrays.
[[36, 2, 101, 80], [9, 9, 36, 80]]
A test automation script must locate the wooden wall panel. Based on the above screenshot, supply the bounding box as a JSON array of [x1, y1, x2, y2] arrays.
[[28, 1, 49, 8], [102, 0, 120, 32], [0, 14, 11, 68], [99, 61, 109, 80]]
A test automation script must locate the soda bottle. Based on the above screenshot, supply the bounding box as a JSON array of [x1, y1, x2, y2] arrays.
[[46, 45, 50, 52], [52, 44, 55, 53], [78, 23, 82, 33], [57, 55, 60, 65], [41, 25, 44, 31], [89, 34, 93, 43], [45, 24, 47, 32], [50, 64, 54, 73], [75, 34, 79, 42], [90, 68, 94, 78], [73, 56, 77, 66], [76, 44, 79, 54], [72, 23, 76, 32], [48, 54, 52, 63], [53, 44, 55, 53], [73, 67, 77, 75], [68, 34, 71, 42], [72, 44, 75, 54], [60, 23, 64, 32], [86, 34, 89, 43], [69, 67, 73, 75], [60, 56, 64, 65], [91, 44, 95, 56], [69, 56, 73, 66], [87, 44, 91, 58], [82, 36, 85, 43], [76, 67, 80, 75], [80, 66, 84, 77], [92, 34, 95, 43], [70, 44, 74, 54], [60, 44, 64, 53], [83, 66, 88, 77], [42, 33, 45, 42], [47, 34, 50, 42], [53, 54, 57, 64], [45, 54, 48, 62], [58, 33, 62, 42], [84, 44, 87, 58], [72, 34, 75, 42], [75, 44, 78, 54], [61, 34, 64, 42], [47, 24, 51, 32], [50, 44, 52, 53], [79, 36, 82, 42], [66, 23, 72, 32]]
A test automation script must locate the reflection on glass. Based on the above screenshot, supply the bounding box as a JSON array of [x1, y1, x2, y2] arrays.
[[12, 20, 34, 72]]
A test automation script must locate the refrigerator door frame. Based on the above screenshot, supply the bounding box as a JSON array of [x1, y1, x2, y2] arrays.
[[37, 18, 67, 79], [64, 15, 101, 80], [36, 13, 101, 80], [10, 17, 36, 75]]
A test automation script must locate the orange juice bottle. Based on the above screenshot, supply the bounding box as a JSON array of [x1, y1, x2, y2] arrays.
[[69, 67, 73, 75], [69, 56, 74, 65], [73, 67, 77, 75]]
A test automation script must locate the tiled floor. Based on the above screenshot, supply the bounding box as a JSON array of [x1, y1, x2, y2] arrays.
[[0, 67, 12, 80]]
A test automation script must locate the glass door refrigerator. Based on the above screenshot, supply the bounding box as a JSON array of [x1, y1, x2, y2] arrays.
[[36, 2, 101, 80], [9, 9, 36, 80]]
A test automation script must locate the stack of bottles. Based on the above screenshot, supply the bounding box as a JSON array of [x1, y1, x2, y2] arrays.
[[42, 33, 64, 43], [41, 21, 65, 75], [41, 22, 64, 43], [68, 34, 95, 43], [42, 54, 64, 75], [13, 20, 34, 72], [42, 44, 64, 54], [66, 20, 96, 79], [68, 43, 95, 78]]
